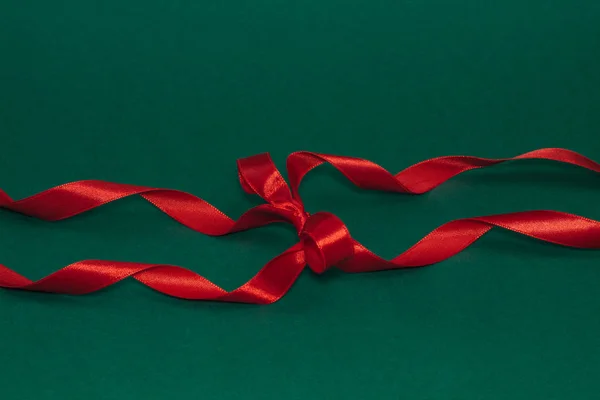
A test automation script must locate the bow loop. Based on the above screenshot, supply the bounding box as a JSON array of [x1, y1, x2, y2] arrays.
[[237, 153, 294, 206]]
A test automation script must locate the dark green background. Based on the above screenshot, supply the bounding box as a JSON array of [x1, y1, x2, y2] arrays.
[[1, 1, 600, 399]]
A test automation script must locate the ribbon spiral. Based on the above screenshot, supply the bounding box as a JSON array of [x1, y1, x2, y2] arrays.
[[1, 148, 599, 304]]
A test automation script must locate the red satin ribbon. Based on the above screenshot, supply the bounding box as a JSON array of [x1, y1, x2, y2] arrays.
[[1, 148, 600, 304]]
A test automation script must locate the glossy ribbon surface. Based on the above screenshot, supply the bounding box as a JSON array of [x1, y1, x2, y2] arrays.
[[1, 148, 600, 304]]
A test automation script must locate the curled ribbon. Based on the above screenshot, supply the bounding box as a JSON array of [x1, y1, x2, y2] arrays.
[[1, 148, 600, 304]]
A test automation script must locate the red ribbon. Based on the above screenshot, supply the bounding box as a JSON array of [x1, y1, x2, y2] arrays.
[[1, 148, 600, 304]]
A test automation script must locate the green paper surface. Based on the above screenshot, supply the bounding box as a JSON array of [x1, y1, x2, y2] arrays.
[[1, 1, 600, 399]]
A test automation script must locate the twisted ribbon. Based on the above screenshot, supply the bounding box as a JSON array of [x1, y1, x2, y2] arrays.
[[1, 148, 600, 304]]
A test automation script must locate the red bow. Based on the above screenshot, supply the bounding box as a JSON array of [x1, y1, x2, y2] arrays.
[[238, 153, 354, 274], [1, 148, 600, 304]]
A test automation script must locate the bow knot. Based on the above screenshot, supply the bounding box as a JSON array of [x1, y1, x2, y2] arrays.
[[300, 212, 354, 274], [238, 153, 354, 273]]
